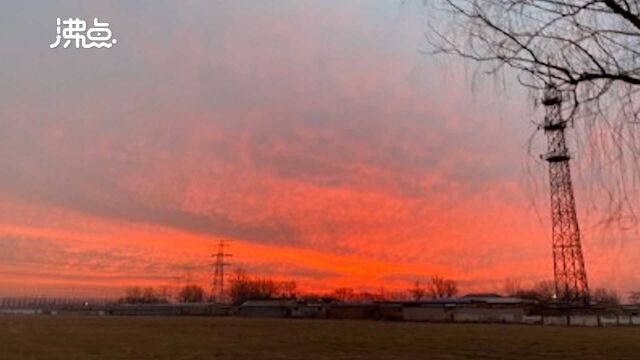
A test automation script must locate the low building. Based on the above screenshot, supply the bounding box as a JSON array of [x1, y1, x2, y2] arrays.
[[389, 294, 535, 323], [291, 303, 327, 319], [378, 303, 403, 321], [107, 304, 182, 316], [403, 305, 451, 322], [235, 299, 296, 318], [326, 304, 377, 320]]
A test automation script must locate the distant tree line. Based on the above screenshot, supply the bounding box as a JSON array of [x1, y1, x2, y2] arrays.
[[119, 274, 638, 305], [120, 285, 207, 304], [119, 273, 459, 305], [329, 287, 388, 303], [120, 286, 171, 304], [503, 278, 621, 305], [228, 269, 297, 305]]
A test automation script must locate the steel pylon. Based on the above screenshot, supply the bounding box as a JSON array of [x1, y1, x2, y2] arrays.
[[211, 240, 231, 303], [541, 83, 589, 304]]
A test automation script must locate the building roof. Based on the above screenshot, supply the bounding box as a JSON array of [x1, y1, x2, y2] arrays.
[[465, 296, 534, 304], [461, 293, 502, 298], [386, 295, 536, 306], [386, 299, 469, 306], [240, 299, 296, 307]]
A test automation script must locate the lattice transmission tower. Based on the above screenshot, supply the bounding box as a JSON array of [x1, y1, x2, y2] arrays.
[[211, 240, 231, 303], [541, 83, 589, 304]]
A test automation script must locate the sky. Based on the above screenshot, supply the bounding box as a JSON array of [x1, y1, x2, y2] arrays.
[[0, 0, 638, 299]]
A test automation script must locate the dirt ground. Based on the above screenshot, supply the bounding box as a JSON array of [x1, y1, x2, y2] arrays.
[[1, 316, 639, 359]]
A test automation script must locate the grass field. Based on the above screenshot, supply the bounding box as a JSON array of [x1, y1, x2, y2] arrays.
[[1, 316, 639, 359]]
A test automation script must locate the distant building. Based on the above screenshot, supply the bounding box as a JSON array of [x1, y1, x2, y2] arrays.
[[291, 303, 327, 319], [235, 299, 296, 318], [386, 294, 536, 323], [326, 304, 377, 319]]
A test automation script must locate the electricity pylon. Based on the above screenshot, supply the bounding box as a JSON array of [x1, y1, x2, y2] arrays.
[[211, 240, 231, 303], [541, 83, 589, 304]]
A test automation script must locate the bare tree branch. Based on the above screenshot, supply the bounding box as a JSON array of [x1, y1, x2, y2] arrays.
[[426, 0, 640, 227]]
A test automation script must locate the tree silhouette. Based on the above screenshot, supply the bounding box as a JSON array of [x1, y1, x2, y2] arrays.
[[503, 278, 523, 297], [427, 0, 640, 226], [429, 1, 640, 114], [227, 269, 298, 304], [178, 284, 205, 303], [121, 286, 168, 304], [591, 287, 620, 305], [428, 276, 458, 299], [409, 281, 427, 301]]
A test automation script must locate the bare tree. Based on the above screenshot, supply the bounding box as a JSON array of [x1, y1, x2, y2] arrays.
[[512, 279, 556, 301], [429, 1, 640, 115], [332, 288, 356, 302], [591, 287, 620, 304], [279, 281, 298, 298], [500, 279, 558, 301], [629, 290, 640, 303], [228, 269, 298, 304], [123, 286, 143, 304], [532, 279, 557, 300], [427, 0, 640, 225], [156, 286, 173, 303], [428, 275, 459, 298], [120, 286, 169, 304], [409, 281, 427, 300], [178, 284, 205, 303], [142, 287, 159, 303], [503, 277, 523, 297]]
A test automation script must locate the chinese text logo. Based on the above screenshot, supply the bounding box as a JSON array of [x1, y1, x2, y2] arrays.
[[50, 18, 117, 49]]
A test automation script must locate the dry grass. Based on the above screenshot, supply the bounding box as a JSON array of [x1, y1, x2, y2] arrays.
[[1, 316, 639, 359]]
